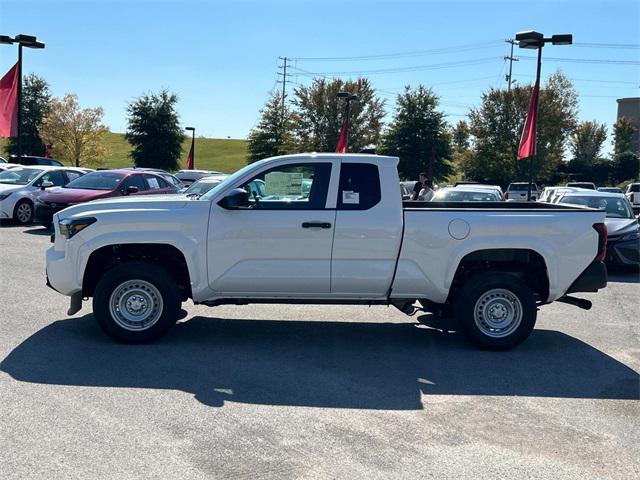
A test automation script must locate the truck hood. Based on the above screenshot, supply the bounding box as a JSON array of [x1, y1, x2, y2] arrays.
[[56, 194, 193, 220]]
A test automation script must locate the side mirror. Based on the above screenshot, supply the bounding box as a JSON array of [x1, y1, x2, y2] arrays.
[[124, 186, 139, 195], [218, 188, 250, 209], [40, 181, 54, 191]]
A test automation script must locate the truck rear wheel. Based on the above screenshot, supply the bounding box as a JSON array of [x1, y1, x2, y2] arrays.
[[455, 273, 536, 350], [93, 262, 181, 343]]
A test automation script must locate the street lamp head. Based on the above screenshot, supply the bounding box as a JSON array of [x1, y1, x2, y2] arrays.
[[551, 34, 573, 45], [516, 30, 544, 49], [0, 35, 15, 44], [14, 34, 37, 45], [185, 127, 195, 131], [337, 92, 351, 98], [32, 41, 45, 49]]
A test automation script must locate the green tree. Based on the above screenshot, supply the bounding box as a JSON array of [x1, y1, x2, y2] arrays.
[[291, 77, 385, 153], [247, 91, 295, 163], [5, 74, 51, 157], [462, 72, 578, 186], [611, 151, 639, 183], [451, 120, 471, 153], [125, 89, 184, 170], [613, 117, 636, 155], [379, 86, 453, 181], [38, 93, 109, 167], [569, 120, 608, 169]]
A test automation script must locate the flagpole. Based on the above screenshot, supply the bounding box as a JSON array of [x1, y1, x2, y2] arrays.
[[17, 43, 22, 159], [527, 44, 542, 201]]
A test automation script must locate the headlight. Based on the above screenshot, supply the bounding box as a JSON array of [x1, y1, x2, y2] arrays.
[[0, 192, 12, 201], [58, 217, 97, 239], [619, 231, 640, 242]]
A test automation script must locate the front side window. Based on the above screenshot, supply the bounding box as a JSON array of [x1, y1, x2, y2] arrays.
[[238, 163, 331, 209], [122, 174, 148, 192], [337, 163, 381, 210], [34, 170, 66, 187]]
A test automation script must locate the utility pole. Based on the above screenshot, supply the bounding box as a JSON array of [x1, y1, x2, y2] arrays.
[[504, 38, 519, 91], [277, 57, 291, 121]]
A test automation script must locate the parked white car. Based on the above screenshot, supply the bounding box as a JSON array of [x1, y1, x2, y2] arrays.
[[175, 169, 225, 187], [505, 182, 539, 201], [0, 166, 87, 224], [183, 175, 228, 197], [431, 186, 502, 202], [45, 153, 610, 350], [0, 162, 20, 172], [625, 183, 640, 213]]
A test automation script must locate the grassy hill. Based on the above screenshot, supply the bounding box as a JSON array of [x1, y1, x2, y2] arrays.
[[2, 132, 249, 173]]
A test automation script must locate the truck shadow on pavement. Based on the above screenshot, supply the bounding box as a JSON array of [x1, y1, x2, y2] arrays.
[[2, 314, 638, 409]]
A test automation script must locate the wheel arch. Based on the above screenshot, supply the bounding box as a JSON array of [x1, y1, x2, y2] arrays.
[[82, 243, 192, 300], [446, 248, 550, 303]]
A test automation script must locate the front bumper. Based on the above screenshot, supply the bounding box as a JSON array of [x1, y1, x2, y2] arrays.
[[35, 203, 67, 224], [46, 246, 82, 296], [566, 261, 608, 294], [606, 238, 640, 266]]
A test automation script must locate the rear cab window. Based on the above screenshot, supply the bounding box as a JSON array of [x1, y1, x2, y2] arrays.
[[337, 163, 381, 210]]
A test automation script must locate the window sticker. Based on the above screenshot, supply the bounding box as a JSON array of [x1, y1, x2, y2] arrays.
[[147, 177, 160, 189], [342, 190, 360, 204], [265, 172, 304, 196]]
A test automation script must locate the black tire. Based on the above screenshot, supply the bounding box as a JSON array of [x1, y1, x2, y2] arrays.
[[93, 262, 181, 343], [454, 273, 536, 350], [13, 199, 34, 225]]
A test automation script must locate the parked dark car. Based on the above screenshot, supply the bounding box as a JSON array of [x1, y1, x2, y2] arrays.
[[35, 169, 178, 229], [11, 155, 64, 167], [123, 167, 185, 189]]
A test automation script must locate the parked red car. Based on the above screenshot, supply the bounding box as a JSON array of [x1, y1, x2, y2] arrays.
[[35, 169, 179, 228]]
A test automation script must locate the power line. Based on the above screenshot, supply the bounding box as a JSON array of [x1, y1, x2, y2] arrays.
[[289, 40, 503, 62], [289, 57, 501, 76], [573, 42, 640, 49], [520, 55, 640, 65]]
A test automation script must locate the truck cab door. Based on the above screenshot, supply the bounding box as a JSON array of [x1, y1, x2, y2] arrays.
[[207, 160, 337, 296], [331, 161, 403, 298]]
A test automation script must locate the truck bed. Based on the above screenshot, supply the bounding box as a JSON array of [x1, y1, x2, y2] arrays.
[[403, 201, 596, 211]]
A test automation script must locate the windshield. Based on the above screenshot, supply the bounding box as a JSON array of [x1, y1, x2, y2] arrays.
[[65, 171, 126, 190], [185, 180, 223, 196], [433, 190, 500, 202], [508, 184, 538, 191], [559, 196, 634, 219], [0, 168, 42, 185]]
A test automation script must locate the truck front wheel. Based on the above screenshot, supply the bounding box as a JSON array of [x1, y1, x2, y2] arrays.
[[455, 273, 536, 350], [93, 262, 181, 343]]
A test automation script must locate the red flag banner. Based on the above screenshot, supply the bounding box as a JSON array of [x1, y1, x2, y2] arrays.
[[517, 76, 540, 160], [186, 141, 194, 169], [0, 62, 19, 138], [335, 116, 348, 153]]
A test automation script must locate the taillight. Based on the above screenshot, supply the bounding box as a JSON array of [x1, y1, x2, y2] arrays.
[[593, 223, 607, 262]]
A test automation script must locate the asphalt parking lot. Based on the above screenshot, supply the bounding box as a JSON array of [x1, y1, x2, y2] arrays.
[[0, 223, 638, 480]]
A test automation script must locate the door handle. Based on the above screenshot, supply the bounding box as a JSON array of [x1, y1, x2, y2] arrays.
[[302, 222, 332, 229]]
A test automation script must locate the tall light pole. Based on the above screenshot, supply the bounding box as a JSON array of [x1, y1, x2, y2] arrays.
[[336, 92, 359, 152], [185, 126, 195, 169], [515, 31, 572, 200], [0, 34, 45, 159]]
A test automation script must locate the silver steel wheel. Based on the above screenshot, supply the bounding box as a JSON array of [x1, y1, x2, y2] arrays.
[[108, 279, 163, 331], [473, 288, 523, 338], [16, 202, 32, 223]]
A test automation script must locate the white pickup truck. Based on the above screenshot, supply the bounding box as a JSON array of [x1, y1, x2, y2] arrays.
[[46, 154, 608, 350]]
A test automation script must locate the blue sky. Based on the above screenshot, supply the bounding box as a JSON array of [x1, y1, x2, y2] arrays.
[[1, 0, 638, 154]]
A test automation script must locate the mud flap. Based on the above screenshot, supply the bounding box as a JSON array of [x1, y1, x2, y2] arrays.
[[67, 291, 83, 316]]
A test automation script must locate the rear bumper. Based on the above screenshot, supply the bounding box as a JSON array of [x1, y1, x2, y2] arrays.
[[566, 261, 608, 294]]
